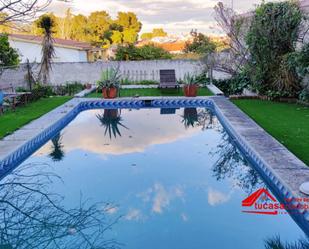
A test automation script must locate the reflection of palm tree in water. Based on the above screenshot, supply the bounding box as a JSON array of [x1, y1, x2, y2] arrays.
[[211, 131, 264, 194], [0, 163, 120, 249], [49, 133, 65, 161], [96, 109, 128, 140], [181, 108, 216, 130]]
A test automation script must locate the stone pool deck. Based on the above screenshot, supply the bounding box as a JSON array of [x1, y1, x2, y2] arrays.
[[0, 96, 308, 206]]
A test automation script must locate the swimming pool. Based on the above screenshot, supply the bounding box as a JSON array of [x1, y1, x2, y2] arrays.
[[0, 101, 307, 248]]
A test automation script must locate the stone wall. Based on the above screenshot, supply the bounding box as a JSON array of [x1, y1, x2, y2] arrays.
[[0, 60, 229, 89]]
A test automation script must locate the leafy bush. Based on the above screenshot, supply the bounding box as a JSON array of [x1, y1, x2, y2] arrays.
[[30, 84, 54, 101], [0, 34, 19, 66], [195, 71, 251, 96], [115, 44, 172, 61], [246, 1, 303, 96]]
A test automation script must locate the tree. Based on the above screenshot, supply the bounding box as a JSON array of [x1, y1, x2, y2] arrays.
[[141, 28, 167, 40], [184, 31, 216, 54], [214, 2, 249, 75], [70, 14, 89, 41], [58, 8, 73, 39], [37, 15, 55, 84], [0, 0, 51, 25], [115, 44, 172, 61], [246, 1, 303, 96], [115, 12, 141, 33], [0, 34, 19, 67], [87, 11, 111, 45], [113, 12, 142, 44]]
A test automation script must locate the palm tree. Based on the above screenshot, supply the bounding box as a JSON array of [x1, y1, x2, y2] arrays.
[[37, 15, 55, 84]]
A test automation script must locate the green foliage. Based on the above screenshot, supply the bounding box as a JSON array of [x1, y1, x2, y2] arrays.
[[97, 68, 121, 89], [115, 45, 172, 61], [30, 82, 84, 101], [120, 79, 159, 85], [53, 82, 85, 96], [31, 9, 141, 48], [212, 71, 251, 96], [183, 73, 198, 85], [245, 1, 303, 96], [184, 32, 216, 54], [288, 43, 309, 78], [0, 34, 19, 66], [141, 28, 167, 40], [31, 84, 54, 101]]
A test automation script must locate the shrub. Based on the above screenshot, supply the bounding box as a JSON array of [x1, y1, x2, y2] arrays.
[[0, 34, 19, 66], [115, 44, 172, 61], [245, 1, 303, 96], [30, 84, 54, 101]]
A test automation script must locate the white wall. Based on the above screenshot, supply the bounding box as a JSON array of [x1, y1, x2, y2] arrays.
[[0, 60, 230, 88], [9, 39, 88, 63]]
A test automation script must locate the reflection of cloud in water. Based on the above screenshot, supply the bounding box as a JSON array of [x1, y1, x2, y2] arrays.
[[36, 109, 203, 156], [181, 213, 189, 222], [207, 188, 230, 206], [125, 209, 145, 221], [137, 183, 185, 214]]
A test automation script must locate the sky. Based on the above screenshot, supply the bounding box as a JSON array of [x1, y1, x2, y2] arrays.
[[46, 0, 275, 35]]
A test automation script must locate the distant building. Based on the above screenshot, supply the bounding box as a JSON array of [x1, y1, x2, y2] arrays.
[[136, 34, 228, 54], [8, 34, 104, 63]]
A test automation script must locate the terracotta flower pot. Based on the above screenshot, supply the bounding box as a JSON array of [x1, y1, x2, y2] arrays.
[[102, 86, 118, 99], [184, 85, 198, 97]]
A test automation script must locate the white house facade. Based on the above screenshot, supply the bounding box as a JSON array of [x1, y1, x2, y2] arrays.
[[8, 34, 93, 63]]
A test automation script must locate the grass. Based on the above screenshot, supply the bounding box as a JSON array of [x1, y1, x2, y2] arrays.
[[87, 87, 213, 98], [232, 99, 309, 165], [0, 96, 71, 139]]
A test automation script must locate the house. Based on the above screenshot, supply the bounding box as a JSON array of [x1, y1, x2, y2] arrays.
[[8, 34, 101, 63]]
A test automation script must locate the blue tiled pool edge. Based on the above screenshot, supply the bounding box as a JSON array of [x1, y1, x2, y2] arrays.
[[1, 96, 309, 235]]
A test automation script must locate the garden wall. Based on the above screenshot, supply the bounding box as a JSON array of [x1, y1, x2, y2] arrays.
[[0, 60, 229, 89]]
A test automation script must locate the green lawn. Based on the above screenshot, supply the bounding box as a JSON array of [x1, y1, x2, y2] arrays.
[[232, 99, 309, 165], [87, 87, 213, 98], [0, 96, 71, 139]]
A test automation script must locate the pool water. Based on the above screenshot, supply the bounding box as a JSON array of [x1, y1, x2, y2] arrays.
[[1, 108, 306, 248]]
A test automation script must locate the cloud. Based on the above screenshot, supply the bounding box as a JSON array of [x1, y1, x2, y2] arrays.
[[44, 0, 275, 35], [207, 188, 230, 206]]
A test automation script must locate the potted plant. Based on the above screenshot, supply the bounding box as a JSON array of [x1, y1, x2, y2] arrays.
[[97, 68, 121, 99], [183, 73, 198, 97], [96, 109, 128, 139]]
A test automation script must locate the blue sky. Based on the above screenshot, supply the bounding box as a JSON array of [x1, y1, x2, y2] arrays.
[[47, 0, 277, 35]]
